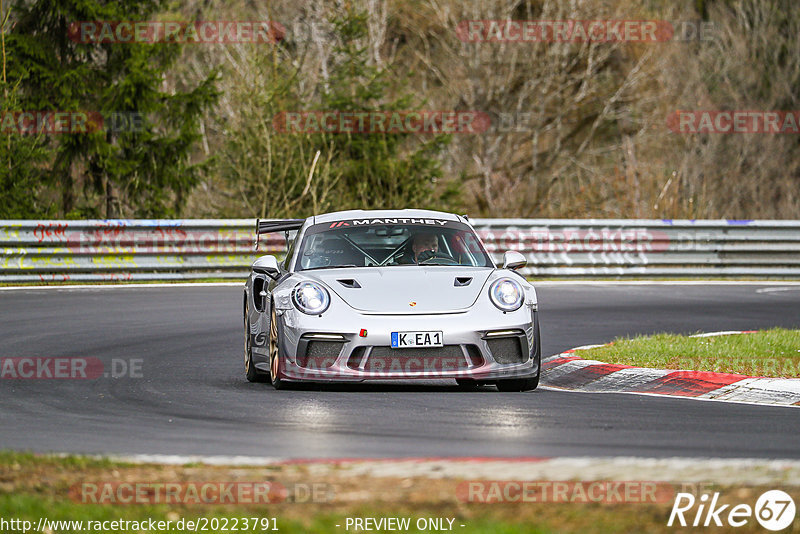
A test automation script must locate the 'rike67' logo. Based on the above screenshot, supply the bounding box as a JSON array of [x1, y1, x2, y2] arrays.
[[668, 489, 795, 530]]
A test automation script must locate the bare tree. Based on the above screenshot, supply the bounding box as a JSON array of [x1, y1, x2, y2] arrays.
[[169, 0, 800, 219]]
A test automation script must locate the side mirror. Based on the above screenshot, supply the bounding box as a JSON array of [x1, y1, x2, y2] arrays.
[[252, 255, 280, 279], [502, 250, 527, 271]]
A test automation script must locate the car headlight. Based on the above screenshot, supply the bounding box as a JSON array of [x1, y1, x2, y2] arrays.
[[489, 277, 524, 312], [292, 281, 330, 315]]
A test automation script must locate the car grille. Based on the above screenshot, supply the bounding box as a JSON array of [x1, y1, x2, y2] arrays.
[[369, 345, 465, 359], [296, 341, 341, 369], [363, 345, 471, 372], [487, 337, 525, 364]]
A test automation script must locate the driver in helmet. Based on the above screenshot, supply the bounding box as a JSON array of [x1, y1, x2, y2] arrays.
[[411, 232, 439, 263], [395, 231, 447, 265]]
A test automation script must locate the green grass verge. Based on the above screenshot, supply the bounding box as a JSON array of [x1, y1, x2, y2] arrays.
[[576, 328, 800, 377], [0, 495, 665, 534], [1, 451, 781, 534]]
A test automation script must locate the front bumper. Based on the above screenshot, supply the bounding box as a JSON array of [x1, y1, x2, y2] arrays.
[[260, 303, 539, 383]]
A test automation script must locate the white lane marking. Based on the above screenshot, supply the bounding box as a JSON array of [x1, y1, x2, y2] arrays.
[[689, 331, 751, 338], [81, 454, 285, 466], [756, 287, 800, 293], [567, 344, 607, 351], [0, 282, 242, 291], [540, 385, 800, 409]]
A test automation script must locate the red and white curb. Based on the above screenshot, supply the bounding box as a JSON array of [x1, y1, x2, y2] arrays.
[[542, 331, 800, 407]]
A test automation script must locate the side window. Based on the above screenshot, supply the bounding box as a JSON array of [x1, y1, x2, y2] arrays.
[[299, 235, 323, 270], [454, 232, 483, 266], [252, 276, 267, 312]]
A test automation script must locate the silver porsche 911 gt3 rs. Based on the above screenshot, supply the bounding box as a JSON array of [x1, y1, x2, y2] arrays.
[[243, 209, 540, 391]]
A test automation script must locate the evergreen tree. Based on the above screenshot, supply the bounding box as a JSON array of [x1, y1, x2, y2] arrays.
[[5, 0, 218, 217], [0, 84, 51, 218], [321, 7, 453, 211]]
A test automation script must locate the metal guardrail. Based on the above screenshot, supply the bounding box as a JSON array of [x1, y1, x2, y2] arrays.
[[0, 220, 261, 282], [1, 219, 799, 282], [475, 219, 800, 277]]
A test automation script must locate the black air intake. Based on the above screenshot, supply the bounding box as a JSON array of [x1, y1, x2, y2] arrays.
[[487, 337, 525, 364], [296, 341, 342, 369]]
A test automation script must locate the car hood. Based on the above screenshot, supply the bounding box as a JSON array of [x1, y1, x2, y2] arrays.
[[304, 266, 495, 314]]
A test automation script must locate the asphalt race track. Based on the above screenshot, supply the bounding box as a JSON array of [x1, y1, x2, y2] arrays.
[[1, 283, 799, 459]]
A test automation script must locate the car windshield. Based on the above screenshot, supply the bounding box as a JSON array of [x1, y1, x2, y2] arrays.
[[295, 220, 494, 270]]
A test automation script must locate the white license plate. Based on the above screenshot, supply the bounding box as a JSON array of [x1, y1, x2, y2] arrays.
[[391, 331, 443, 348]]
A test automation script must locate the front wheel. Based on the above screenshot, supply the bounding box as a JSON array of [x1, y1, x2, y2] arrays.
[[496, 376, 539, 392], [269, 305, 288, 390], [455, 378, 479, 390]]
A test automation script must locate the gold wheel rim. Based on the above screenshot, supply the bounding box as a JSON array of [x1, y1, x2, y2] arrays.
[[244, 312, 251, 370], [270, 307, 279, 380]]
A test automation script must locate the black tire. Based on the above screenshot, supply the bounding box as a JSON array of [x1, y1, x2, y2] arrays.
[[269, 305, 288, 390], [455, 378, 479, 390], [496, 376, 539, 392], [244, 306, 269, 383], [496, 318, 541, 392]]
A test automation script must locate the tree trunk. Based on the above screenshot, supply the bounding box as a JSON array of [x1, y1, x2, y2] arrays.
[[105, 177, 116, 218], [61, 170, 73, 216]]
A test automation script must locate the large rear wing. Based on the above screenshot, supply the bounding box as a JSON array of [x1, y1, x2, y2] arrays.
[[255, 218, 305, 251]]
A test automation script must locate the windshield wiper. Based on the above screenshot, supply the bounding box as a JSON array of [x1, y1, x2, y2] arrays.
[[417, 260, 462, 266]]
